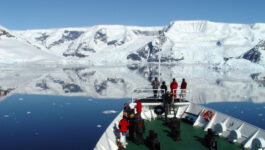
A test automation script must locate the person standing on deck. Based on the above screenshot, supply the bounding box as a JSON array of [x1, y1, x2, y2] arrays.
[[134, 114, 145, 145], [160, 81, 167, 97], [180, 78, 187, 101], [135, 100, 142, 115], [128, 112, 135, 142], [170, 78, 178, 100], [123, 103, 131, 118], [119, 116, 130, 147], [152, 77, 160, 98]]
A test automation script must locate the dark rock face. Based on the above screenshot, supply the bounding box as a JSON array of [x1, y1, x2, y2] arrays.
[[242, 48, 261, 63], [126, 31, 185, 63], [48, 30, 84, 48], [251, 73, 265, 87], [216, 41, 222, 46], [63, 83, 82, 93], [0, 29, 14, 38], [63, 30, 84, 41], [127, 53, 141, 61], [35, 33, 49, 42], [36, 80, 49, 90], [53, 79, 83, 93], [107, 40, 125, 46], [94, 29, 107, 44], [128, 41, 161, 62], [94, 28, 126, 46], [242, 40, 264, 63], [63, 42, 95, 58], [63, 52, 87, 58], [127, 36, 183, 63]]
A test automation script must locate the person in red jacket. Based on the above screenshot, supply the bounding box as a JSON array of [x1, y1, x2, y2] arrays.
[[119, 117, 130, 147], [135, 99, 142, 114], [170, 78, 178, 100]]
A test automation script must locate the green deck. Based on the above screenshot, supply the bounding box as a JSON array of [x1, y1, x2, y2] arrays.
[[126, 119, 243, 150]]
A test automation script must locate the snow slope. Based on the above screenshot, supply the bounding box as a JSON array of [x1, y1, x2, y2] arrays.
[[163, 21, 265, 64], [13, 25, 162, 65], [0, 26, 65, 64], [12, 20, 265, 66]]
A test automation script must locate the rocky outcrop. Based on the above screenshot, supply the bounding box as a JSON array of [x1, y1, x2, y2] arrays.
[[0, 29, 14, 38], [242, 40, 265, 63]]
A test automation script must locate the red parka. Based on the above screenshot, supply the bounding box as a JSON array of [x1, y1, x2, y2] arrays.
[[119, 118, 129, 133], [136, 101, 142, 114], [170, 80, 178, 99]]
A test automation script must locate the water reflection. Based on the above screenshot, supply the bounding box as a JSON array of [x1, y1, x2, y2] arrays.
[[0, 64, 264, 103], [250, 72, 265, 87], [0, 64, 264, 149]]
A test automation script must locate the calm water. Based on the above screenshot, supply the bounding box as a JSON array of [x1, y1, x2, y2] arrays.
[[0, 94, 130, 150], [0, 64, 264, 149]]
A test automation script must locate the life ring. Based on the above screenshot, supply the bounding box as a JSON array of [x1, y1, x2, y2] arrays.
[[154, 105, 165, 115], [204, 110, 214, 121]]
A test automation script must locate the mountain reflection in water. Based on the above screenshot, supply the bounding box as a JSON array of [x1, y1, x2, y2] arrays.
[[0, 63, 264, 149]]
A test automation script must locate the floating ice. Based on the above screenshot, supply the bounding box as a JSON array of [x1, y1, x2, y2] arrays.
[[97, 124, 102, 128], [26, 111, 31, 115], [258, 113, 263, 117], [88, 98, 93, 102], [3, 115, 9, 118], [102, 110, 117, 114], [18, 98, 23, 101]]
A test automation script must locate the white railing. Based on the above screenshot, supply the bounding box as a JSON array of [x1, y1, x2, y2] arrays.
[[172, 89, 192, 101], [131, 87, 192, 103], [131, 88, 165, 102]]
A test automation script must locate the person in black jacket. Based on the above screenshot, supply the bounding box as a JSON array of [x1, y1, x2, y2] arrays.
[[160, 81, 167, 96], [151, 133, 161, 150], [204, 129, 217, 149], [128, 112, 135, 142], [134, 114, 145, 145]]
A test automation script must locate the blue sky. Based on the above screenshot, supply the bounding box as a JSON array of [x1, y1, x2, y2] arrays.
[[1, 0, 265, 30]]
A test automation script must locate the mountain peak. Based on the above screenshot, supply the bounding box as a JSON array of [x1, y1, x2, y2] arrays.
[[0, 26, 14, 39]]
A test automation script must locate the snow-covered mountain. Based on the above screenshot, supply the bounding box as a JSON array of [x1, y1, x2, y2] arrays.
[[0, 26, 64, 64], [12, 20, 265, 66], [13, 25, 161, 65]]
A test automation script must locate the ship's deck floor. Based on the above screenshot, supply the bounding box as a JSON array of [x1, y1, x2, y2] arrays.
[[126, 119, 243, 150]]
